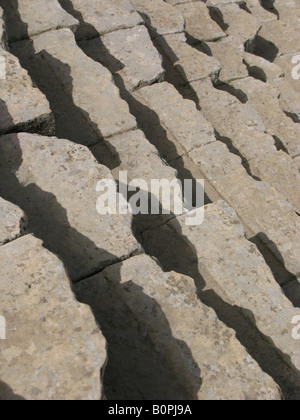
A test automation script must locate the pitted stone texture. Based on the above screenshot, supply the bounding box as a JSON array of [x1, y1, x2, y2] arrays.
[[244, 0, 278, 24], [0, 133, 141, 282], [243, 52, 285, 82], [206, 36, 248, 81], [167, 201, 300, 383], [2, 0, 78, 42], [0, 235, 106, 400], [232, 77, 300, 158], [33, 28, 137, 140], [188, 141, 300, 280], [187, 79, 300, 211], [192, 78, 265, 139], [138, 82, 300, 279], [0, 197, 27, 245], [131, 0, 185, 38], [69, 0, 143, 38], [75, 255, 281, 400], [175, 2, 226, 42], [101, 26, 164, 91], [157, 33, 221, 83], [0, 49, 53, 136], [259, 21, 300, 57], [208, 2, 260, 44], [270, 78, 300, 122], [91, 129, 178, 185], [137, 82, 217, 160]]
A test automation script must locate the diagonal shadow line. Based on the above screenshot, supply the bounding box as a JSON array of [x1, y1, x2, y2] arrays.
[[0, 2, 203, 400], [55, 0, 300, 398], [0, 102, 201, 400]]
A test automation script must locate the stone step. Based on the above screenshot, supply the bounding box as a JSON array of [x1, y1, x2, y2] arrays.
[[141, 201, 300, 398], [75, 254, 281, 400], [0, 49, 53, 136], [1, 0, 78, 43], [0, 197, 27, 246], [156, 33, 221, 83], [231, 77, 300, 158], [174, 2, 226, 42], [131, 0, 185, 38], [69, 0, 143, 39], [0, 234, 106, 400], [189, 78, 300, 212], [0, 133, 142, 282], [32, 28, 137, 140], [98, 26, 165, 91], [136, 82, 300, 279], [207, 2, 260, 44], [206, 36, 248, 81]]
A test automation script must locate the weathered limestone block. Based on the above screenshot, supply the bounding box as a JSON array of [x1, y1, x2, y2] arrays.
[[208, 2, 260, 43], [270, 78, 300, 122], [1, 0, 78, 42], [0, 133, 142, 282], [206, 36, 248, 81], [33, 28, 137, 140], [75, 254, 281, 400], [136, 82, 217, 161], [138, 82, 300, 279], [101, 26, 164, 91], [243, 52, 284, 82], [70, 0, 143, 38], [164, 201, 300, 393], [259, 21, 300, 57], [175, 2, 226, 42], [156, 33, 221, 83], [191, 78, 265, 138], [244, 0, 278, 24], [232, 77, 300, 158], [185, 78, 300, 211], [189, 141, 300, 280], [0, 234, 106, 400], [0, 197, 27, 245], [131, 0, 185, 38], [0, 49, 53, 136]]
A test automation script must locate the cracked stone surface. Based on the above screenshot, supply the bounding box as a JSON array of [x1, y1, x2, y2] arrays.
[[0, 49, 53, 135], [0, 234, 106, 400], [0, 133, 141, 282], [75, 254, 281, 400], [0, 197, 27, 246], [2, 0, 78, 42], [0, 0, 300, 401]]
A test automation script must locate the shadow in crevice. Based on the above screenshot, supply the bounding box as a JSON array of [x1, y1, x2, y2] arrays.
[[214, 82, 248, 104], [207, 6, 229, 32], [133, 213, 300, 400], [250, 233, 300, 308], [184, 32, 213, 57], [0, 104, 201, 401], [214, 130, 262, 182], [259, 0, 280, 19], [239, 2, 252, 14], [244, 60, 268, 83], [0, 380, 26, 400], [1, 1, 203, 401], [245, 35, 279, 63]]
